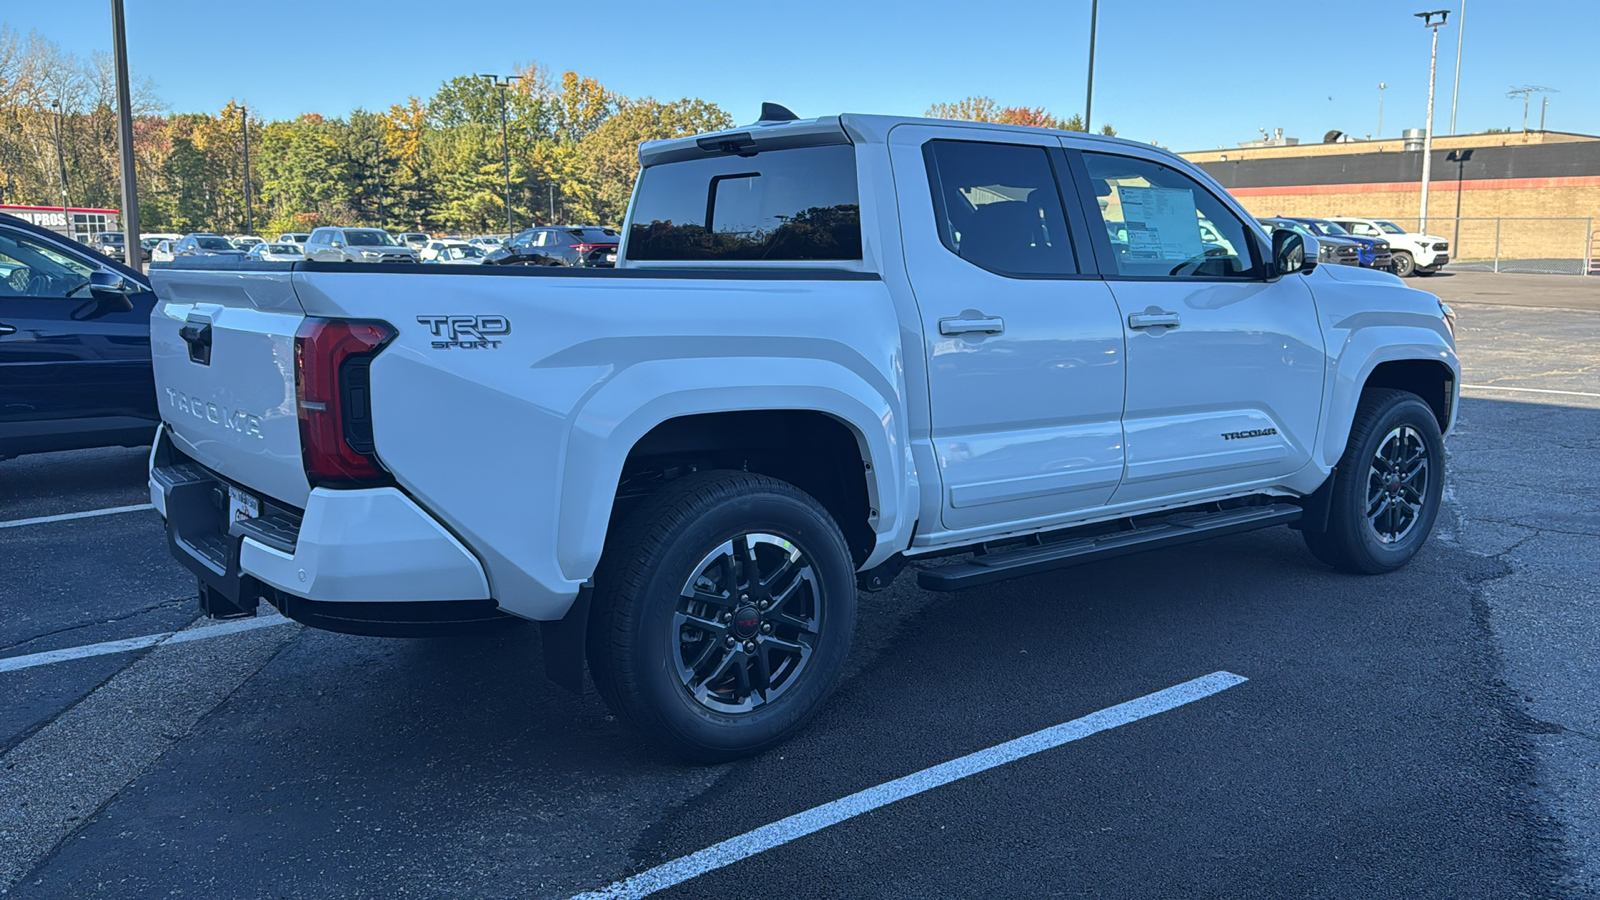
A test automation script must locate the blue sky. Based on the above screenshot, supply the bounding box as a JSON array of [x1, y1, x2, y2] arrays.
[[11, 0, 1597, 151]]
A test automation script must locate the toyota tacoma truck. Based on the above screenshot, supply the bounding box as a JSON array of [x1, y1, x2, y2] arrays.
[[147, 109, 1459, 761]]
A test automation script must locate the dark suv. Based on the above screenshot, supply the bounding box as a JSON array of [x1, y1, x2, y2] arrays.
[[486, 226, 619, 267], [91, 231, 127, 262]]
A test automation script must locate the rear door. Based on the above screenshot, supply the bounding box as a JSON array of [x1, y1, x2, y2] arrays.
[[889, 124, 1127, 534], [0, 225, 156, 440], [1067, 146, 1325, 506]]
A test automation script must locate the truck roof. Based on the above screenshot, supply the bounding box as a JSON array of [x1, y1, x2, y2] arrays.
[[638, 113, 1175, 167]]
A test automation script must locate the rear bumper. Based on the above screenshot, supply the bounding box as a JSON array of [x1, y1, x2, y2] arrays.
[[150, 431, 495, 626]]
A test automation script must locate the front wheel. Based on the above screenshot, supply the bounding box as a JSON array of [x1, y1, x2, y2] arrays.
[[588, 471, 857, 762], [1302, 389, 1445, 574], [1391, 250, 1416, 277]]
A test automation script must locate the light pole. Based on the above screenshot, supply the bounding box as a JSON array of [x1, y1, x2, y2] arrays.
[[111, 0, 140, 266], [1447, 148, 1471, 255], [240, 104, 252, 235], [1415, 10, 1449, 233], [1083, 0, 1098, 132], [478, 73, 520, 234], [48, 99, 70, 227], [1449, 0, 1465, 134], [1377, 82, 1387, 137]]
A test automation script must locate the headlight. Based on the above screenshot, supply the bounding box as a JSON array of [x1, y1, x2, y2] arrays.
[[360, 250, 381, 259]]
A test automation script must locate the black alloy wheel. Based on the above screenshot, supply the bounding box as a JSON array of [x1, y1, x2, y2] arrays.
[[1391, 250, 1416, 277], [1302, 389, 1445, 574], [589, 470, 856, 762]]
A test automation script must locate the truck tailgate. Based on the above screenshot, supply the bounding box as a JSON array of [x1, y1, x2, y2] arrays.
[[148, 266, 311, 508]]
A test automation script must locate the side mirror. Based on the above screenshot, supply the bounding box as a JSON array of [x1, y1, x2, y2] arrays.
[[89, 270, 134, 294], [1272, 229, 1317, 276], [330, 240, 343, 249]]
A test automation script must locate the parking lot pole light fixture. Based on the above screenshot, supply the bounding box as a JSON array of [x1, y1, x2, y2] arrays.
[[241, 104, 252, 235], [1415, 10, 1450, 233], [1083, 0, 1098, 132], [111, 0, 141, 266], [49, 99, 69, 220], [1377, 83, 1387, 138], [1447, 148, 1471, 254], [478, 73, 521, 234]]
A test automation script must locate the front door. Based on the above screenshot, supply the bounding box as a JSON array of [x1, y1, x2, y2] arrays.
[[1070, 148, 1325, 506], [889, 125, 1127, 536]]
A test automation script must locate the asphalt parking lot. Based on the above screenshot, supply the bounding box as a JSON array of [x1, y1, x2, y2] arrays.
[[1, 272, 1595, 898]]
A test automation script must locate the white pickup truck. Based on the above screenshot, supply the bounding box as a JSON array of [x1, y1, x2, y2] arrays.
[[148, 110, 1459, 760]]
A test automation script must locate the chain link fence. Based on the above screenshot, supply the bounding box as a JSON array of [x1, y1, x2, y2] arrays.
[[1374, 217, 1596, 276]]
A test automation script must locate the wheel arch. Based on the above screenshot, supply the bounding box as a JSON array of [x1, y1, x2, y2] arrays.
[[556, 361, 915, 586], [1322, 331, 1459, 467]]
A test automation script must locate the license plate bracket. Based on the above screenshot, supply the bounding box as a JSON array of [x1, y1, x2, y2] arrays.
[[228, 485, 259, 525]]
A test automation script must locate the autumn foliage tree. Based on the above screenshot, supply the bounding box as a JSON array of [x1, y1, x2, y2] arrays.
[[926, 96, 1116, 136]]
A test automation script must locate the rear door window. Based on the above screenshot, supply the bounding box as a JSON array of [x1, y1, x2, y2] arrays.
[[627, 143, 861, 261], [922, 139, 1078, 277]]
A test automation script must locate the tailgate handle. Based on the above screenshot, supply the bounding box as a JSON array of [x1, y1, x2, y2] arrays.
[[180, 315, 213, 365]]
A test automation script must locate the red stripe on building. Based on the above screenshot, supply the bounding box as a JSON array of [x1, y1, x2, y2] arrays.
[[0, 203, 121, 214], [1226, 175, 1600, 197]]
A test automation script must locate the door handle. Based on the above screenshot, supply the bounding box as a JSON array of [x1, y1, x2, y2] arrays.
[[1128, 310, 1181, 329], [0, 323, 15, 336], [939, 315, 1005, 336]]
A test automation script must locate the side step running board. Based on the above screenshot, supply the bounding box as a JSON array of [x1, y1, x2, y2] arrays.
[[916, 503, 1302, 592]]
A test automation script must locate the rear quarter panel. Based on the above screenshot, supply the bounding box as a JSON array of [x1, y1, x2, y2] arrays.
[[293, 269, 915, 621]]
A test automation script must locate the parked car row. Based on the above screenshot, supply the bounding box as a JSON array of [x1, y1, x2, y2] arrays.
[[1254, 216, 1447, 277]]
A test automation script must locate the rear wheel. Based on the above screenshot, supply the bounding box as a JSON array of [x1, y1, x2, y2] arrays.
[[1391, 250, 1416, 277], [1302, 389, 1444, 574], [588, 471, 857, 762]]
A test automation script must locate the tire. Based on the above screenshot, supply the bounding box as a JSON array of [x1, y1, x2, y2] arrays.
[[588, 470, 857, 762], [1416, 267, 1439, 276], [1391, 250, 1416, 277], [1302, 389, 1444, 574]]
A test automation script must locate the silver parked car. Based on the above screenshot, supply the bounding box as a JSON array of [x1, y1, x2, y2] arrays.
[[245, 242, 305, 262], [303, 227, 418, 263]]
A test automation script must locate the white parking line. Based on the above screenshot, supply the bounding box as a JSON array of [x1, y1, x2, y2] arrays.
[[0, 503, 154, 530], [0, 615, 294, 674], [570, 670, 1249, 900], [1462, 384, 1600, 398]]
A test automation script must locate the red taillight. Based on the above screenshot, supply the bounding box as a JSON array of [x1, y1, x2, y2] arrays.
[[294, 318, 394, 486]]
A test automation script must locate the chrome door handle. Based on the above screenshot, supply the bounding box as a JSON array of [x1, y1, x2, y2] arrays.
[[939, 315, 1005, 336], [1128, 311, 1181, 329], [0, 323, 16, 336]]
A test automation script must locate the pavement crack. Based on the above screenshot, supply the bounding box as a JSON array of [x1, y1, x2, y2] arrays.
[[0, 596, 196, 655]]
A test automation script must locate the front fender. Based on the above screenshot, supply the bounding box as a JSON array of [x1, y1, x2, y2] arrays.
[[1320, 320, 1459, 466], [558, 354, 916, 581]]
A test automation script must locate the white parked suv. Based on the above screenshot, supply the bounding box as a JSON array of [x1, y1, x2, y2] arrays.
[[1327, 217, 1449, 277], [147, 111, 1459, 761]]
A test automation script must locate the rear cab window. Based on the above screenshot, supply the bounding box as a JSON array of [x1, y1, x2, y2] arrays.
[[626, 143, 861, 263]]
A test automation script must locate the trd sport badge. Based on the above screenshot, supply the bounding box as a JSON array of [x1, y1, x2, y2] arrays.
[[416, 315, 510, 349]]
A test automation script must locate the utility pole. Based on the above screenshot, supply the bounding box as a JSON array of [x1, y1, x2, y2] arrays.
[[548, 183, 554, 223], [1540, 96, 1549, 132], [1449, 0, 1465, 134], [1415, 10, 1449, 233], [1377, 82, 1387, 137], [111, 0, 141, 266], [1083, 0, 1099, 132], [240, 104, 252, 234], [49, 99, 70, 229], [478, 73, 521, 234]]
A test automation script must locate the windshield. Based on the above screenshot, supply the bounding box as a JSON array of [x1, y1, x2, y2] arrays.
[[263, 244, 301, 254], [1376, 220, 1407, 234], [569, 227, 618, 243], [344, 230, 398, 246], [1305, 220, 1349, 236], [101, 232, 124, 242], [196, 237, 235, 250]]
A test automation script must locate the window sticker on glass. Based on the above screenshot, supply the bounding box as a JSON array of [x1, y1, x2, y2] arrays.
[[1115, 186, 1203, 261]]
